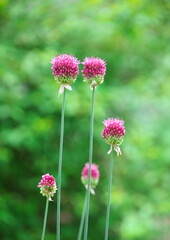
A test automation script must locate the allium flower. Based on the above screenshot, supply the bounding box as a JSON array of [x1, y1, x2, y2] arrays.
[[82, 57, 106, 88], [102, 118, 125, 155], [51, 54, 80, 96], [38, 173, 57, 201], [81, 163, 100, 195]]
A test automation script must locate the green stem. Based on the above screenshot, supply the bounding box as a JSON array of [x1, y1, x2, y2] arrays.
[[41, 198, 49, 240], [104, 151, 114, 240], [84, 87, 95, 240], [77, 193, 87, 240], [57, 89, 66, 240]]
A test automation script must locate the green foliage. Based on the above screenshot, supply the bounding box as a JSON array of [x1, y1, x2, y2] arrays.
[[0, 0, 170, 239]]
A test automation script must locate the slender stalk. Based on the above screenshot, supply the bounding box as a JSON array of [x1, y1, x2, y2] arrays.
[[57, 89, 66, 240], [77, 193, 87, 240], [84, 87, 95, 240], [41, 198, 49, 240], [104, 151, 114, 240]]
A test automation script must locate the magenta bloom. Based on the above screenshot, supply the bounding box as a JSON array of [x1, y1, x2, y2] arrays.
[[81, 163, 100, 194], [102, 118, 125, 155], [51, 54, 80, 85], [82, 57, 106, 88], [38, 173, 57, 201], [82, 163, 100, 179]]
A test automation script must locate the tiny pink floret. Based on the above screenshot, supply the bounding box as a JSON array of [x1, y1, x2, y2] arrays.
[[81, 163, 100, 179], [103, 118, 124, 127]]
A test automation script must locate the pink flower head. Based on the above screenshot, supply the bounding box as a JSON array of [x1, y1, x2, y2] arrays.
[[38, 173, 57, 201], [81, 163, 100, 179], [82, 57, 106, 88], [102, 118, 125, 155], [51, 54, 80, 85], [81, 163, 100, 194]]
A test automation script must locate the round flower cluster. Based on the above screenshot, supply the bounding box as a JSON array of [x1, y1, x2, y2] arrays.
[[82, 57, 106, 88], [81, 163, 100, 194], [102, 118, 125, 155], [38, 173, 57, 201], [51, 54, 80, 85]]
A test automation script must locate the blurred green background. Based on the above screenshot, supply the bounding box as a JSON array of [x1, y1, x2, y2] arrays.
[[0, 0, 170, 239]]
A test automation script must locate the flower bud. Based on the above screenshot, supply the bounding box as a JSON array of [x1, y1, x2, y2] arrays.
[[51, 54, 80, 96], [82, 57, 106, 88], [102, 118, 125, 155], [38, 173, 57, 201], [81, 163, 100, 194]]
